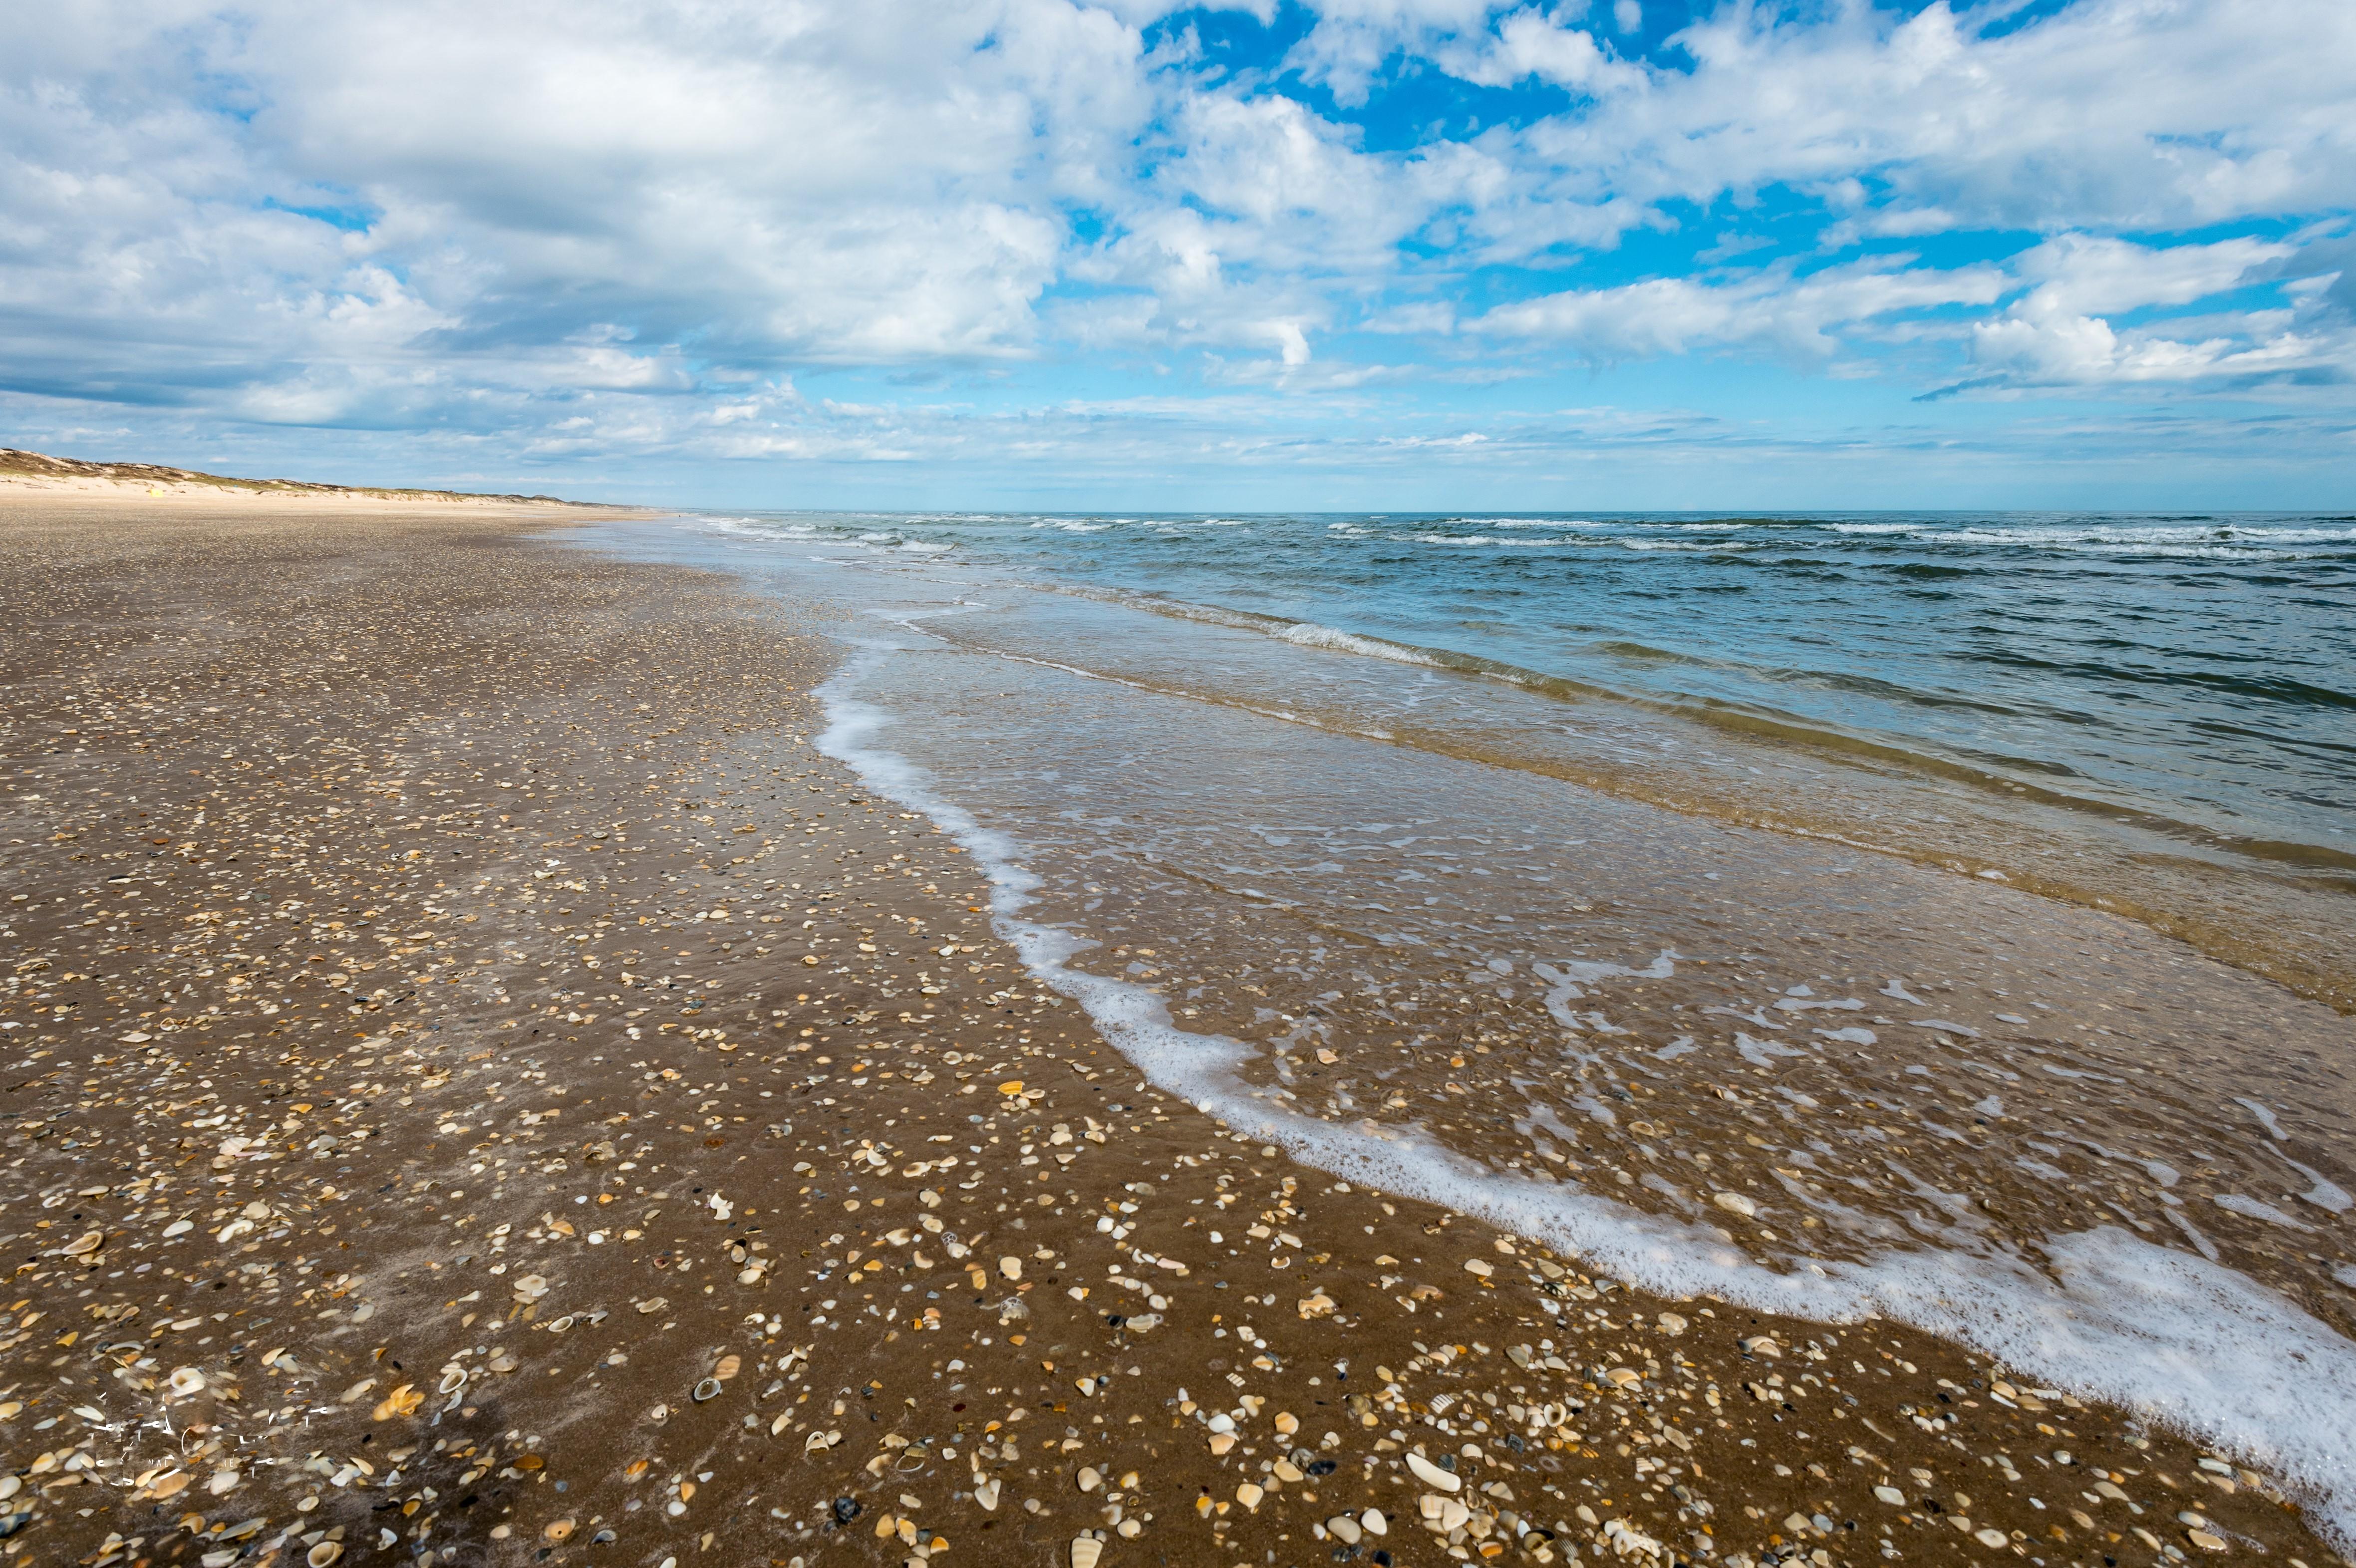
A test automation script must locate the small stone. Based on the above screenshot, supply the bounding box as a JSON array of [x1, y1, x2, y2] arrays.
[[1976, 1529, 2010, 1549], [1327, 1515, 1363, 1545], [1463, 1258, 1493, 1277], [1874, 1486, 1906, 1506], [2188, 1532, 2229, 1553], [1361, 1507, 1388, 1536], [1713, 1192, 1757, 1217], [1077, 1467, 1102, 1492]]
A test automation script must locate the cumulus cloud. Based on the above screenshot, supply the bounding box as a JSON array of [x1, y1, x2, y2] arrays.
[[0, 0, 2348, 485], [1470, 257, 2009, 360]]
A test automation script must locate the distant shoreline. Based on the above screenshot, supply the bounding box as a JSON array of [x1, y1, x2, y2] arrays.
[[0, 443, 612, 508]]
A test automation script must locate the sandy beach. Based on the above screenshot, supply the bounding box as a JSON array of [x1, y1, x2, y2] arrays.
[[0, 493, 2342, 1568]]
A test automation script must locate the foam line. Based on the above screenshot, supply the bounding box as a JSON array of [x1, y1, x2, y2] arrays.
[[815, 656, 2356, 1550]]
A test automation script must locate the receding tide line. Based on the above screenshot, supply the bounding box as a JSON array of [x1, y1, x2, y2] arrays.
[[815, 654, 2356, 1552]]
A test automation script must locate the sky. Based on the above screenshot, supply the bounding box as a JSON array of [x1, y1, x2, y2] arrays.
[[2, 0, 2352, 510]]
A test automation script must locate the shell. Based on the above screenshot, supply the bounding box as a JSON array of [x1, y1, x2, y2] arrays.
[[1405, 1451, 1460, 1492], [1069, 1537, 1104, 1568]]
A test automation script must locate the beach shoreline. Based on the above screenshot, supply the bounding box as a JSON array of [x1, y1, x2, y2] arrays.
[[0, 495, 2343, 1568]]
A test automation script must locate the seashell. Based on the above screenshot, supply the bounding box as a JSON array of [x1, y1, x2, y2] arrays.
[[972, 1477, 1001, 1510], [713, 1354, 741, 1381], [0, 1477, 16, 1502], [306, 1544, 343, 1568], [998, 1256, 1022, 1281], [1361, 1507, 1388, 1536], [1076, 1466, 1101, 1492], [207, 1468, 241, 1495], [804, 1429, 841, 1454], [543, 1519, 575, 1542], [1462, 1258, 1492, 1277], [545, 1314, 575, 1334], [1069, 1536, 1103, 1568], [692, 1377, 722, 1403], [1713, 1191, 1757, 1218], [438, 1368, 468, 1395], [61, 1231, 104, 1257], [161, 1220, 194, 1238], [511, 1274, 550, 1302], [1405, 1451, 1460, 1492], [1327, 1515, 1363, 1545], [1235, 1482, 1264, 1511], [167, 1366, 207, 1398], [1272, 1412, 1299, 1436]]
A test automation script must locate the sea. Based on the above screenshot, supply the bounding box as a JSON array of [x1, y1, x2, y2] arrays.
[[572, 509, 2356, 1540]]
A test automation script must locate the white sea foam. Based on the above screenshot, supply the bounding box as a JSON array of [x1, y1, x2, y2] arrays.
[[1275, 621, 1440, 666], [817, 658, 2356, 1550]]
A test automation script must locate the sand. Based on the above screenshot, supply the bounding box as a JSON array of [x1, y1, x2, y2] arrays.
[[0, 495, 2337, 1568]]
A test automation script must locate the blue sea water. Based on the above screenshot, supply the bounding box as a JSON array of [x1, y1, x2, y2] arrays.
[[722, 509, 2356, 868]]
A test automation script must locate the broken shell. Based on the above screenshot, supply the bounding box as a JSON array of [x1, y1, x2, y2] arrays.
[[998, 1256, 1022, 1281], [1070, 1536, 1103, 1568], [61, 1230, 104, 1257], [1405, 1451, 1460, 1492], [1236, 1482, 1264, 1511], [805, 1429, 842, 1454], [973, 1478, 1002, 1510], [1272, 1411, 1299, 1436], [692, 1378, 722, 1402], [167, 1366, 206, 1397], [306, 1545, 343, 1568], [512, 1273, 550, 1302]]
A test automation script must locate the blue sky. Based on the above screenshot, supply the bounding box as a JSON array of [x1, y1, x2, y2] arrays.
[[1, 0, 2351, 509]]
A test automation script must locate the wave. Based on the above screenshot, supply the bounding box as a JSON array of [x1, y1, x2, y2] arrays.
[[1050, 583, 2356, 880]]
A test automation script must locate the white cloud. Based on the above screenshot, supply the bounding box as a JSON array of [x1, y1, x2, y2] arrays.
[[1470, 257, 2008, 360], [1959, 233, 2353, 389], [0, 0, 2348, 476]]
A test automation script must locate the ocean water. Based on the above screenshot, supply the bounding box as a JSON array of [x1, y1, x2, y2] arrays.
[[569, 510, 2356, 1542], [709, 508, 2356, 1005]]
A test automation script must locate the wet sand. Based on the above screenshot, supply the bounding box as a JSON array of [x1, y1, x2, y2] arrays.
[[0, 497, 2342, 1568]]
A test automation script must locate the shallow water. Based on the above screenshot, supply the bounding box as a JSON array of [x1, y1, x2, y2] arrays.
[[570, 512, 2356, 1541], [690, 508, 2356, 1009]]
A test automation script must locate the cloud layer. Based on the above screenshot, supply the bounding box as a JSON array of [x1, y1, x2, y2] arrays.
[[0, 0, 2350, 501]]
